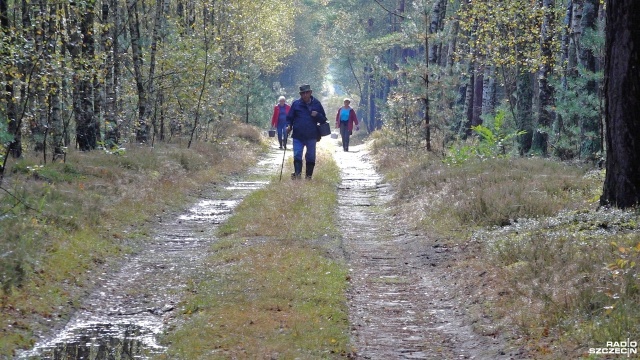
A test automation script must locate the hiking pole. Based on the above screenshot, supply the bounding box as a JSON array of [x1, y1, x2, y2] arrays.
[[279, 128, 289, 182]]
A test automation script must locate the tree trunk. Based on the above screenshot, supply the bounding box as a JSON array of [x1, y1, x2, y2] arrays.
[[560, 0, 573, 89], [536, 0, 556, 156], [516, 70, 534, 155], [578, 0, 601, 160], [461, 61, 474, 137], [600, 0, 640, 208], [33, 0, 48, 154], [104, 0, 121, 147], [472, 65, 484, 127], [1, 0, 21, 168], [128, 0, 149, 143], [148, 0, 164, 141], [75, 0, 98, 151], [423, 9, 431, 151], [481, 65, 496, 117], [428, 0, 446, 65], [567, 0, 583, 78], [367, 64, 379, 131], [445, 19, 459, 75], [362, 63, 371, 132], [188, 11, 210, 148], [48, 2, 64, 161]]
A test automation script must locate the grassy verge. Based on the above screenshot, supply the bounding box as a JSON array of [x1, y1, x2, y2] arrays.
[[0, 124, 263, 357], [372, 145, 640, 358], [161, 145, 353, 359]]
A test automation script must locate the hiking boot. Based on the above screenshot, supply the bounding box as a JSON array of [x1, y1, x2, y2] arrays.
[[294, 159, 303, 176], [305, 162, 315, 180], [291, 173, 301, 180]]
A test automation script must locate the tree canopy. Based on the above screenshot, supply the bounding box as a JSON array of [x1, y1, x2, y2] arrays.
[[2, 0, 637, 206]]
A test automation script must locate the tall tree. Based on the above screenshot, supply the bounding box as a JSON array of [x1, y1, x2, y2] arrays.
[[577, 0, 601, 160], [102, 0, 120, 147], [428, 0, 447, 66], [48, 1, 64, 161], [68, 0, 99, 151], [0, 0, 22, 171], [600, 0, 640, 208], [534, 0, 557, 155], [128, 0, 149, 143]]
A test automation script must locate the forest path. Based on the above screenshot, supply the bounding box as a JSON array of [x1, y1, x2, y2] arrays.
[[17, 148, 283, 359], [17, 135, 515, 359], [333, 143, 512, 359]]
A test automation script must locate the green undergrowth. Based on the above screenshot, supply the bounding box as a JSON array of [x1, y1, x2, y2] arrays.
[[0, 124, 262, 357], [479, 209, 640, 358], [162, 147, 353, 359], [219, 148, 340, 241], [372, 144, 640, 359], [376, 147, 600, 241]]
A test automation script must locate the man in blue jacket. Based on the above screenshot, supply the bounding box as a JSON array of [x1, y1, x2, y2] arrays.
[[286, 84, 328, 179]]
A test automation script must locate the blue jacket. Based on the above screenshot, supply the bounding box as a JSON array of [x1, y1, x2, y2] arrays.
[[286, 96, 327, 141]]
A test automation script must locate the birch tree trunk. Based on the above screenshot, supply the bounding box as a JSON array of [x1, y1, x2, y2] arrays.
[[481, 65, 496, 117], [428, 0, 446, 65], [459, 66, 474, 138], [534, 0, 556, 155], [445, 19, 459, 75], [33, 0, 48, 154], [104, 0, 121, 147], [48, 2, 64, 161]]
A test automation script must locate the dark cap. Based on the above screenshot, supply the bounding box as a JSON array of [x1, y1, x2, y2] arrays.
[[299, 84, 312, 93]]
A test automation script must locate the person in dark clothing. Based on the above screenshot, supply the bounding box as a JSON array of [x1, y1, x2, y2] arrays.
[[286, 84, 328, 179], [271, 96, 291, 149]]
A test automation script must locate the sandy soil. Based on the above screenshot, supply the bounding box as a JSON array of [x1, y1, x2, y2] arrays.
[[334, 143, 522, 359], [18, 139, 525, 359]]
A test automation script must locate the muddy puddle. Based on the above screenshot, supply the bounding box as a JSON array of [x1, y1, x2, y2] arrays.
[[16, 153, 281, 360]]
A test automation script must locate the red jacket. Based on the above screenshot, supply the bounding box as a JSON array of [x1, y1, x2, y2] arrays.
[[271, 104, 291, 127], [335, 107, 359, 132]]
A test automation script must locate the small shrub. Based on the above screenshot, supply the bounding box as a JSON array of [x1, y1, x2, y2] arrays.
[[231, 122, 262, 143], [0, 222, 31, 296]]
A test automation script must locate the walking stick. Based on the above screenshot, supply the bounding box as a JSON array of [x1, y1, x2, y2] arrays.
[[279, 128, 289, 182]]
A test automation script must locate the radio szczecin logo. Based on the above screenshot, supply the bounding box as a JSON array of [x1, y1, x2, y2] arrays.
[[589, 339, 638, 357]]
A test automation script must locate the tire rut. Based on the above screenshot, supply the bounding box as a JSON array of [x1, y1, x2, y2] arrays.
[[17, 152, 282, 359], [334, 145, 512, 360]]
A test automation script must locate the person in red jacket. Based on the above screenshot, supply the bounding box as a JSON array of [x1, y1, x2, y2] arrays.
[[335, 98, 359, 152], [271, 96, 291, 149]]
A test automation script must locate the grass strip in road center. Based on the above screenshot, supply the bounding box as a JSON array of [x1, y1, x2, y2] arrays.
[[162, 147, 353, 359]]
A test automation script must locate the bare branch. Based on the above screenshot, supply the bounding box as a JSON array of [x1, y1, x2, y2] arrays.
[[372, 0, 405, 19], [0, 186, 39, 214]]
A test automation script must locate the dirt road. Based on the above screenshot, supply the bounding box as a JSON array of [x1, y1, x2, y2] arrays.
[[17, 153, 283, 359], [334, 143, 515, 359], [18, 139, 516, 359]]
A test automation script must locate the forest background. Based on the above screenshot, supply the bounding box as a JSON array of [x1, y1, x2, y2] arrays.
[[0, 0, 609, 160], [1, 0, 639, 357]]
